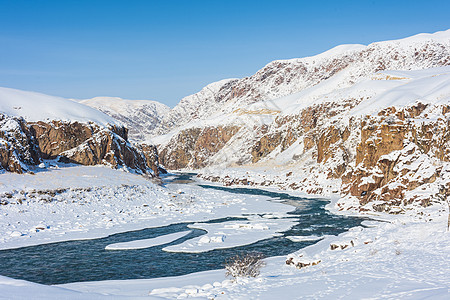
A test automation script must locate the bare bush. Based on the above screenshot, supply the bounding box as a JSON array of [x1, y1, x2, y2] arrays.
[[225, 252, 265, 278]]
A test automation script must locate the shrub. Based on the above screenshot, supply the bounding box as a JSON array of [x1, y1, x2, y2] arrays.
[[224, 252, 265, 279]]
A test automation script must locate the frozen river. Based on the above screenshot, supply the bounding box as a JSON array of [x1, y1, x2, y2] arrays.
[[0, 173, 365, 285]]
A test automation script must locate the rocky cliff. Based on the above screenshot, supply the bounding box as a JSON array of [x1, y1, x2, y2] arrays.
[[0, 114, 41, 173], [0, 114, 160, 175]]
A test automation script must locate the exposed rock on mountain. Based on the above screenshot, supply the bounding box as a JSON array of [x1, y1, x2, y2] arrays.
[[31, 121, 152, 174], [136, 143, 164, 176], [0, 114, 41, 173], [80, 97, 170, 142], [341, 103, 450, 212], [159, 125, 240, 169], [152, 79, 238, 136]]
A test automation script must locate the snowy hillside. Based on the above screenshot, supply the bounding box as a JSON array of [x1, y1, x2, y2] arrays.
[[0, 87, 119, 126], [153, 29, 450, 136], [153, 30, 450, 218], [152, 78, 238, 136], [0, 88, 159, 174], [80, 97, 170, 142]]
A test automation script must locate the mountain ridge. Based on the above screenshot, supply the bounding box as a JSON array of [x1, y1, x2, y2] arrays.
[[150, 29, 450, 137]]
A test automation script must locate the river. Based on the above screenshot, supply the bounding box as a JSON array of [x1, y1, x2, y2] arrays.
[[0, 173, 365, 285]]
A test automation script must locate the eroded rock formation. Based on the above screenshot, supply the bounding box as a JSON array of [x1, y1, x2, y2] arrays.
[[0, 115, 159, 175], [159, 126, 240, 169], [0, 114, 41, 173]]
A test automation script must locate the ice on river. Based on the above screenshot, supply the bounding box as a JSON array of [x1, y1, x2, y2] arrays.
[[163, 216, 298, 253], [105, 231, 192, 250], [0, 165, 294, 250], [285, 235, 324, 242]]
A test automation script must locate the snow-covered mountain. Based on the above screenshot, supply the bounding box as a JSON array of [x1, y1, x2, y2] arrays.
[[152, 29, 450, 136], [152, 29, 450, 215], [0, 88, 160, 175], [80, 97, 170, 142]]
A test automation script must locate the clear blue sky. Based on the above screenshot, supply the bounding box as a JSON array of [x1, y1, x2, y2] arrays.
[[0, 0, 449, 107]]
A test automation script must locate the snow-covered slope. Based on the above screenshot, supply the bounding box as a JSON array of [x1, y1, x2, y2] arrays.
[[152, 78, 238, 136], [80, 97, 170, 142], [0, 87, 119, 127], [153, 29, 450, 136]]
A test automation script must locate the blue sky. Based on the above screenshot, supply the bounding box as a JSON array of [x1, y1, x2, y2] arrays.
[[0, 0, 449, 107]]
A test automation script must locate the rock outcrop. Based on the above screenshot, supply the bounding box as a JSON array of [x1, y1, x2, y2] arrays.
[[0, 114, 41, 173], [159, 126, 240, 169], [0, 115, 160, 175], [341, 103, 450, 212]]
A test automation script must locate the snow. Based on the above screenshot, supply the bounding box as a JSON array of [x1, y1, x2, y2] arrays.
[[296, 44, 366, 63], [351, 66, 450, 116], [60, 270, 226, 299], [80, 97, 170, 118], [381, 28, 450, 45], [105, 231, 191, 250], [0, 87, 120, 126], [0, 276, 126, 300], [152, 78, 238, 136], [285, 235, 324, 242], [163, 217, 297, 253]]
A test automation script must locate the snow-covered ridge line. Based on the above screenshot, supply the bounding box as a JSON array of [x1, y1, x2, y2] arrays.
[[0, 87, 120, 127], [0, 87, 164, 174], [150, 29, 450, 137]]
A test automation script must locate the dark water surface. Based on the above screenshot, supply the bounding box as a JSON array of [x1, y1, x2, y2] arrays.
[[0, 173, 366, 284]]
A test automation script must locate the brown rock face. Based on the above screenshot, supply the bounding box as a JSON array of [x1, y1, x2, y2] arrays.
[[29, 121, 95, 159], [159, 126, 240, 170], [0, 114, 41, 173], [342, 103, 448, 209], [137, 143, 164, 176], [251, 133, 283, 163], [355, 120, 405, 167], [0, 115, 159, 175], [58, 128, 149, 173]]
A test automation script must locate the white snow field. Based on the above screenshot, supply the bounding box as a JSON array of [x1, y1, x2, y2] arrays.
[[105, 231, 191, 250]]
